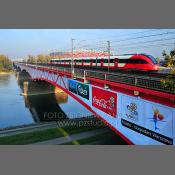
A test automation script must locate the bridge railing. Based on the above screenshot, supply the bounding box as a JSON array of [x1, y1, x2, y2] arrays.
[[84, 70, 174, 94], [137, 77, 174, 93]]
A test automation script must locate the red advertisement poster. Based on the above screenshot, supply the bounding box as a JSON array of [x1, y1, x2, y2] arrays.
[[92, 87, 117, 117]]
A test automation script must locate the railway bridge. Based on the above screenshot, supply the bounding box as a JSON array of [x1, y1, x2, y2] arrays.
[[14, 63, 175, 145]]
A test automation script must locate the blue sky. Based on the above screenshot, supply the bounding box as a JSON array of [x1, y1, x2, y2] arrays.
[[0, 29, 174, 60]]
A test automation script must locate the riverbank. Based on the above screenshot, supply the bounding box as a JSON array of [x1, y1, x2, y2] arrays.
[[0, 116, 127, 145], [0, 120, 108, 145], [0, 71, 14, 75]]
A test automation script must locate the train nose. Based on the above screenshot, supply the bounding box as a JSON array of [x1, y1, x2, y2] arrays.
[[154, 64, 159, 70]]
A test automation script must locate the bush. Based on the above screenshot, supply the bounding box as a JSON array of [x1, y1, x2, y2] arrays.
[[0, 55, 13, 72], [161, 50, 175, 92]]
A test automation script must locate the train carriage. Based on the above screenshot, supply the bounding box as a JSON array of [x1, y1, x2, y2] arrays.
[[49, 54, 159, 71]]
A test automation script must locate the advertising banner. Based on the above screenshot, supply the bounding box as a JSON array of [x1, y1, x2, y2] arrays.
[[68, 79, 77, 94], [92, 87, 117, 117], [77, 82, 89, 100], [121, 100, 173, 145], [68, 80, 89, 100], [144, 103, 173, 141]]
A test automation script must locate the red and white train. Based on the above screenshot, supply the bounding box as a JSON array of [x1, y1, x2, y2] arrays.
[[49, 54, 159, 71]]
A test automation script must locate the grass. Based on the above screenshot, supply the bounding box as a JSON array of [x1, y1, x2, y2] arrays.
[[0, 70, 13, 74], [62, 132, 110, 145], [0, 123, 106, 145], [0, 128, 62, 145], [62, 130, 127, 145]]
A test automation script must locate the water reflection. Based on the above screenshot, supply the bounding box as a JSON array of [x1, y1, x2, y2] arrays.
[[0, 74, 11, 88], [0, 73, 34, 129], [24, 93, 67, 122], [0, 72, 92, 129]]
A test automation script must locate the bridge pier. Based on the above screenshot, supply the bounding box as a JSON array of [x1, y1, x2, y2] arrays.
[[23, 81, 29, 96], [16, 72, 19, 81]]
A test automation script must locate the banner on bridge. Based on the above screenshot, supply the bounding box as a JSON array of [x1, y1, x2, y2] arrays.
[[68, 79, 89, 100], [68, 79, 78, 94], [120, 95, 173, 145], [92, 87, 117, 117]]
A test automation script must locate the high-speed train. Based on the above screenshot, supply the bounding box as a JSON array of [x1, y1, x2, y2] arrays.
[[49, 54, 159, 71]]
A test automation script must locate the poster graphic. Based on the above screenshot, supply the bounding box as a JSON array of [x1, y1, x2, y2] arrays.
[[145, 103, 173, 139], [92, 87, 117, 117], [77, 82, 89, 100], [68, 80, 77, 94], [126, 102, 138, 121], [144, 103, 173, 144], [148, 107, 165, 131], [121, 95, 144, 126], [68, 80, 89, 100]]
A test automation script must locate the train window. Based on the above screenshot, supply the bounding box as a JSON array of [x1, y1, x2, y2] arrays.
[[103, 59, 115, 63], [75, 60, 82, 63], [147, 55, 158, 64], [84, 60, 91, 63], [119, 59, 148, 64], [110, 59, 115, 63], [97, 59, 101, 63], [136, 59, 148, 64], [118, 59, 129, 63], [92, 58, 98, 63]]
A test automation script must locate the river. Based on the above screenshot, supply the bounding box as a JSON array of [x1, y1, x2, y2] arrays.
[[0, 73, 92, 129]]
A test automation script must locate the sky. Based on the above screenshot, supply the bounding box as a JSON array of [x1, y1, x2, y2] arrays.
[[0, 29, 175, 60]]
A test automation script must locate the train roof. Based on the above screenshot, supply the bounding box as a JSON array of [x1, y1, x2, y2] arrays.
[[50, 53, 155, 60]]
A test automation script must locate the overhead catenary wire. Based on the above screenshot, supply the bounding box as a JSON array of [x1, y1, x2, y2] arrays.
[[52, 29, 175, 58]]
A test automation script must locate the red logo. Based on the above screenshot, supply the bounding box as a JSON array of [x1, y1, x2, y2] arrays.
[[92, 87, 117, 117]]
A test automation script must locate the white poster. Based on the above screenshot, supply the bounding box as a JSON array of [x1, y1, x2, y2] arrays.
[[145, 102, 173, 139], [121, 95, 144, 126]]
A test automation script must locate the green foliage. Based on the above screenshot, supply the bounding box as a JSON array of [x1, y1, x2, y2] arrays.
[[156, 57, 160, 64], [162, 49, 175, 67], [27, 55, 36, 63], [0, 55, 13, 72], [27, 54, 51, 64], [161, 50, 175, 92]]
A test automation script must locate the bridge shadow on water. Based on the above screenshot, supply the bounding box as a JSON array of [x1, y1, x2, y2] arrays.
[[17, 70, 68, 122]]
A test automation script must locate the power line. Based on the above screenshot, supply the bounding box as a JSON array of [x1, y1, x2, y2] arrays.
[[70, 31, 175, 50], [73, 29, 166, 47], [111, 37, 175, 48], [84, 29, 160, 42], [111, 31, 175, 43], [116, 42, 174, 50]]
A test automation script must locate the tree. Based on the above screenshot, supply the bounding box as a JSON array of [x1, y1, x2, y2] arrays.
[[161, 49, 175, 92], [26, 54, 51, 64], [162, 49, 175, 67], [156, 57, 161, 64], [27, 55, 36, 63], [36, 54, 51, 63], [0, 55, 13, 72]]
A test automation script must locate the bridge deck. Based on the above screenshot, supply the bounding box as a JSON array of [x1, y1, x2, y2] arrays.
[[19, 63, 175, 95]]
